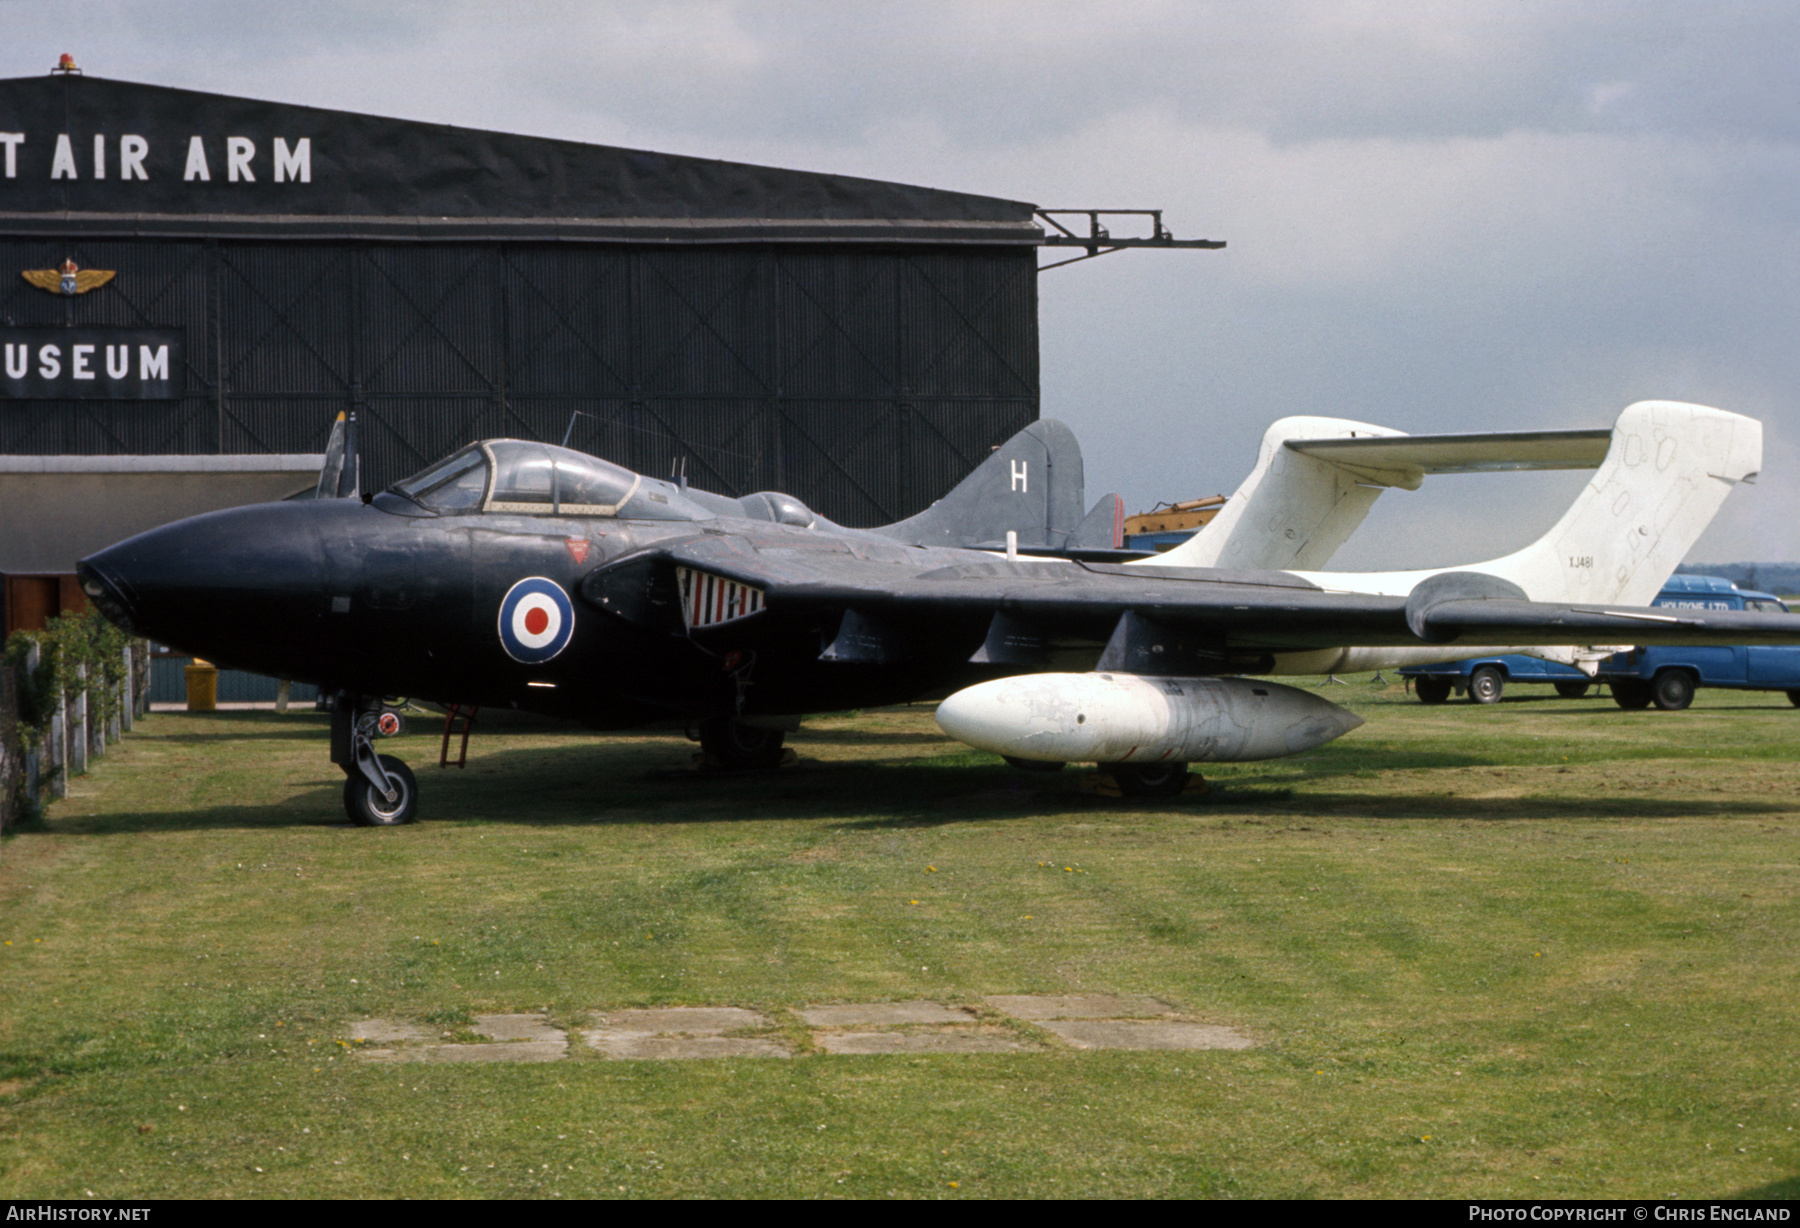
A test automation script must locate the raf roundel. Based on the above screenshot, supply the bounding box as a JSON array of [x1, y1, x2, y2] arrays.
[[498, 577, 575, 664]]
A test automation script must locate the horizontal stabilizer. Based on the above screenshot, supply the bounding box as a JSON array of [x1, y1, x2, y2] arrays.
[[1285, 427, 1612, 481], [1139, 420, 1619, 575]]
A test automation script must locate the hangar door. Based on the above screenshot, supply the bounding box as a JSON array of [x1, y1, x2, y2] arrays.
[[0, 239, 1039, 526]]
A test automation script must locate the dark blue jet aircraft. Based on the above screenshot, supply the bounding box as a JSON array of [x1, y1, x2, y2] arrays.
[[78, 415, 1800, 825]]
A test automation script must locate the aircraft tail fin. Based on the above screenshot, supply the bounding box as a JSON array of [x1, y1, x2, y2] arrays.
[[872, 419, 1085, 550], [1139, 416, 1410, 571], [1067, 493, 1125, 550], [1472, 401, 1761, 605], [1291, 401, 1762, 606]]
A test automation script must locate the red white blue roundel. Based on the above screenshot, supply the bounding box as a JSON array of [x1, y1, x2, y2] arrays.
[[498, 577, 574, 664]]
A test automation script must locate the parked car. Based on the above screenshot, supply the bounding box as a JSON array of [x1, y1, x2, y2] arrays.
[[1400, 653, 1596, 705], [1594, 574, 1800, 710], [1401, 574, 1800, 709]]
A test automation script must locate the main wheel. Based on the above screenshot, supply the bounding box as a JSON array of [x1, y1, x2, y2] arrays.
[[1788, 689, 1800, 708], [1414, 676, 1452, 705], [1003, 755, 1066, 772], [1652, 671, 1696, 711], [1611, 679, 1653, 710], [698, 718, 787, 770], [1104, 761, 1190, 798], [343, 755, 418, 826], [1468, 666, 1505, 705], [1554, 681, 1592, 699]]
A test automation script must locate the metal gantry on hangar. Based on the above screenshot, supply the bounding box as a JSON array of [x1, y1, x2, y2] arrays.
[[0, 61, 1220, 637]]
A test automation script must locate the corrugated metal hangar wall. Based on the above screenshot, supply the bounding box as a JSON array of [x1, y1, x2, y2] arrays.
[[0, 239, 1038, 524], [0, 73, 1041, 527]]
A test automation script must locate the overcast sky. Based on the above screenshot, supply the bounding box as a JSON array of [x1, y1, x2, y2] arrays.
[[4, 1, 1796, 566]]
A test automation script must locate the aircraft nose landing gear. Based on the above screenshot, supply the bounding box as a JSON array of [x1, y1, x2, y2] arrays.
[[331, 694, 419, 825], [344, 754, 418, 826]]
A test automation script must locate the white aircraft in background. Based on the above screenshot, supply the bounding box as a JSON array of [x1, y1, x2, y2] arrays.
[[1130, 400, 1760, 676]]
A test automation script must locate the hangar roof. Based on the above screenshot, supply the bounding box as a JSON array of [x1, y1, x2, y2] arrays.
[[0, 74, 1040, 245]]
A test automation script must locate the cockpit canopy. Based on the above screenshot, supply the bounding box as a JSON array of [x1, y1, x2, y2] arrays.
[[385, 440, 709, 521], [384, 439, 835, 529]]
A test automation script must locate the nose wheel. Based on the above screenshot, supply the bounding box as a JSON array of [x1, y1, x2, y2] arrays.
[[344, 754, 418, 826], [330, 694, 420, 825]]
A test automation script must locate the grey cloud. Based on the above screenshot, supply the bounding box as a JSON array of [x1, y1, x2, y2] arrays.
[[14, 3, 1800, 150], [1, 1, 1793, 562]]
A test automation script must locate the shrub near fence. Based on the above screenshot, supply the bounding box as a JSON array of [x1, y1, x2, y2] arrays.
[[1, 610, 148, 837]]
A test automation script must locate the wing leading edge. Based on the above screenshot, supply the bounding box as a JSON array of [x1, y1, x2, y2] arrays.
[[584, 534, 1800, 662]]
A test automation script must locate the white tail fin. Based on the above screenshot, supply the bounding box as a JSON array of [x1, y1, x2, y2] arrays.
[[1479, 401, 1760, 604], [1296, 401, 1762, 603], [1140, 415, 1410, 570]]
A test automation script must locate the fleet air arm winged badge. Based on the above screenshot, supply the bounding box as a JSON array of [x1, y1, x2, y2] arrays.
[[22, 259, 115, 296]]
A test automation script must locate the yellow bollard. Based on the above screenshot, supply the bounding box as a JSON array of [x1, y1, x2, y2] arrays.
[[183, 659, 218, 712]]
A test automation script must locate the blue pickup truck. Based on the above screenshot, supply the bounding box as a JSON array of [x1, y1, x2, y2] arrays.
[[1594, 574, 1800, 710], [1401, 653, 1594, 705], [1401, 574, 1800, 709]]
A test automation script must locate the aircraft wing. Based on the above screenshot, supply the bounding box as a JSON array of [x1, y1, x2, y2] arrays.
[[584, 533, 1800, 664]]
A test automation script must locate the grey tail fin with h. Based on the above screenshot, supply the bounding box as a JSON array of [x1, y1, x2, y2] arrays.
[[871, 419, 1085, 551]]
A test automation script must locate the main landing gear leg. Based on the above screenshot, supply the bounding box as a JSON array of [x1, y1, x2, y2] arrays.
[[697, 717, 788, 771], [1103, 760, 1194, 798], [331, 694, 418, 825]]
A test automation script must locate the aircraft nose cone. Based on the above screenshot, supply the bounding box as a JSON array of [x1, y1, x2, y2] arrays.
[[78, 501, 335, 665], [75, 557, 143, 636]]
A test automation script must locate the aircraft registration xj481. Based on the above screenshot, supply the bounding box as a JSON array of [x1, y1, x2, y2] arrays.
[[79, 400, 1795, 824]]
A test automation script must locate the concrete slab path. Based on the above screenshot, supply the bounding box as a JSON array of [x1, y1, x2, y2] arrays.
[[983, 994, 1175, 1020], [1035, 1019, 1253, 1051], [815, 1031, 1034, 1055], [799, 1001, 977, 1027], [350, 995, 1252, 1062]]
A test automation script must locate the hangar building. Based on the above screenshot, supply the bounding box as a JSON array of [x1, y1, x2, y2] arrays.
[[0, 67, 1213, 636]]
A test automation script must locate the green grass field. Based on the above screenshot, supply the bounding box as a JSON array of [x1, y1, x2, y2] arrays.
[[2, 678, 1797, 1199]]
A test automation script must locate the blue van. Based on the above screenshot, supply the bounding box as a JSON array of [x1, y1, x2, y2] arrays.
[[1594, 574, 1800, 710], [1400, 653, 1595, 705], [1402, 574, 1800, 709]]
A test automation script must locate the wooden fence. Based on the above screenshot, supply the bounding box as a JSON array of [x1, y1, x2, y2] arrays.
[[1, 634, 150, 838]]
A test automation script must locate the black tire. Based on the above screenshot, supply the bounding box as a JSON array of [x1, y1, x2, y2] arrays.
[[1788, 689, 1800, 708], [1414, 676, 1452, 705], [698, 718, 787, 770], [1553, 681, 1592, 699], [343, 755, 418, 826], [1652, 671, 1696, 712], [1468, 666, 1505, 705], [1611, 679, 1653, 710], [1104, 761, 1190, 798], [1002, 755, 1066, 772]]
